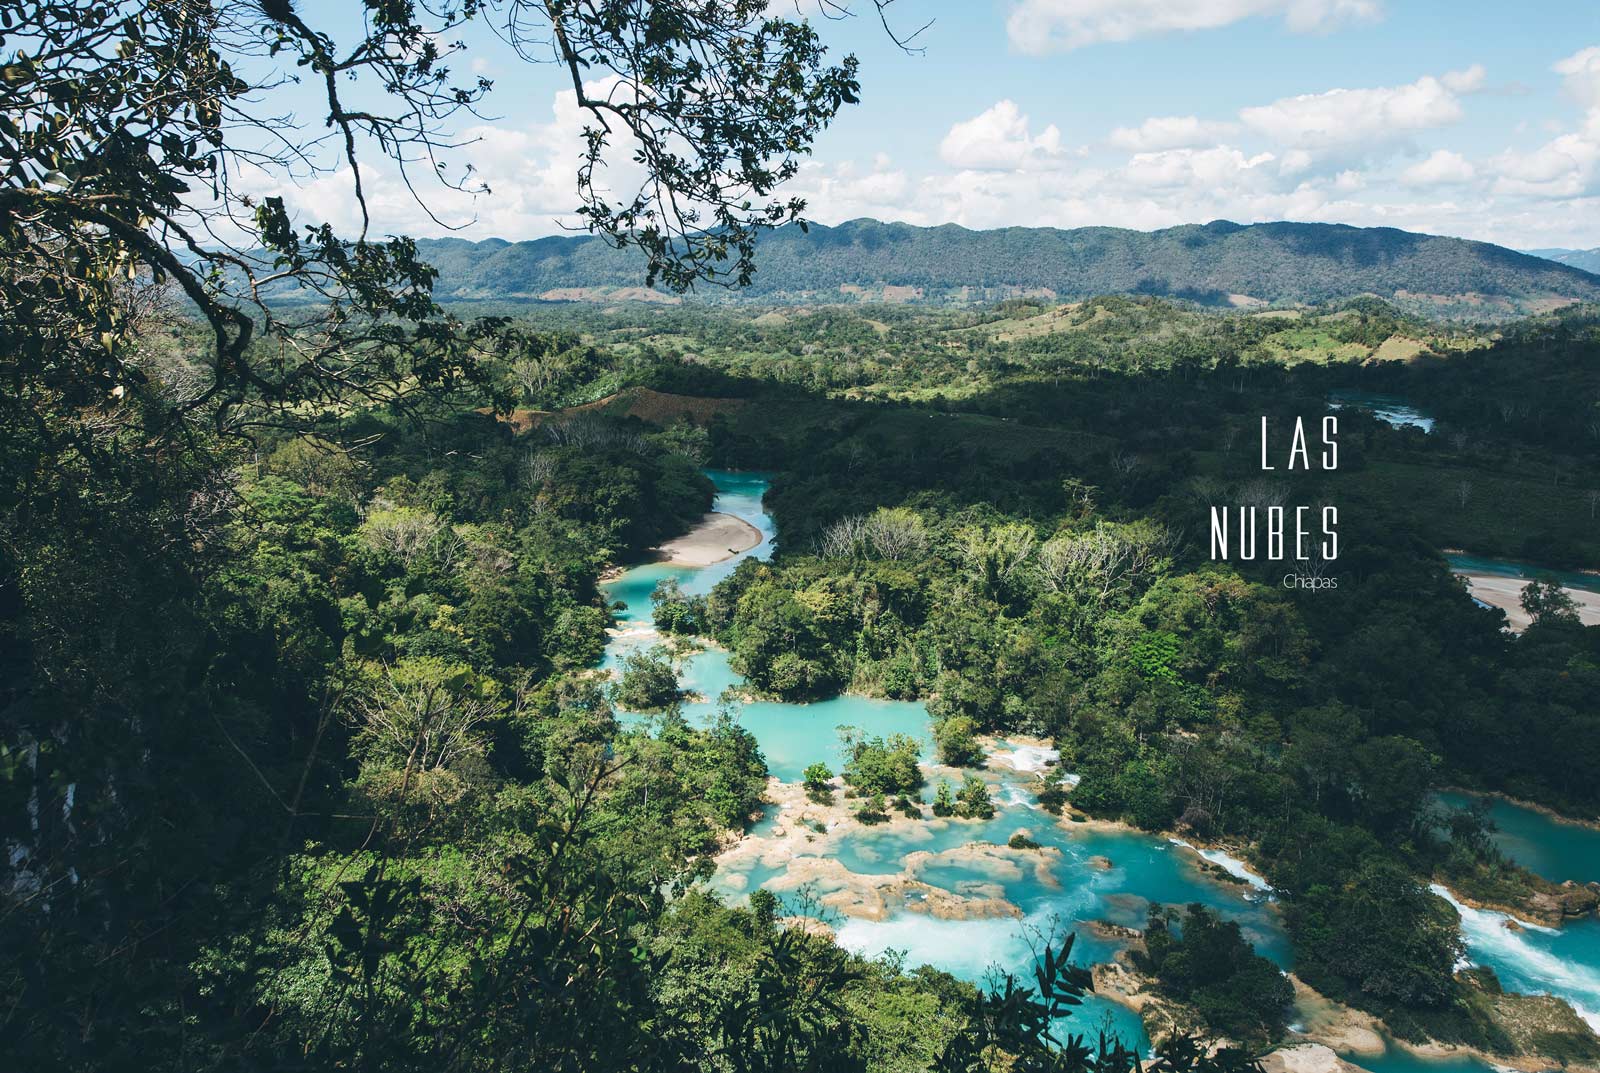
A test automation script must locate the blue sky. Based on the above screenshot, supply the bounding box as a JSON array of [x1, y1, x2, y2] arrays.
[[267, 2, 1600, 250]]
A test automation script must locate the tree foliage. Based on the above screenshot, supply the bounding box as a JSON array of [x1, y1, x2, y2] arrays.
[[1138, 904, 1294, 1046]]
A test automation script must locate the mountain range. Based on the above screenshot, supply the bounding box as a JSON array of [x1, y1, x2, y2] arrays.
[[398, 219, 1600, 318], [1527, 247, 1600, 276]]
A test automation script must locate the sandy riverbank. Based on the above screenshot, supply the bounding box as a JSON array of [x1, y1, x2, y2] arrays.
[[1457, 573, 1600, 631], [652, 511, 763, 566]]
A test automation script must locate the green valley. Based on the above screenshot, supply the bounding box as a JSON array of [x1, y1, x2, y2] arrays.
[[7, 5, 1600, 1071]]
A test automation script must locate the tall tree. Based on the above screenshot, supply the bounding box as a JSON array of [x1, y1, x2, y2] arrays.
[[1, 0, 875, 453], [0, 3, 893, 1065]]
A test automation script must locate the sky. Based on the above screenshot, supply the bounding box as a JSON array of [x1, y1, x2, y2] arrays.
[[262, 1, 1600, 251]]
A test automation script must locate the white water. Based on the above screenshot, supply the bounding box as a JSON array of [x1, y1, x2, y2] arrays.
[[1002, 785, 1040, 810], [994, 743, 1061, 773], [1327, 393, 1436, 433], [836, 910, 1057, 981], [1430, 884, 1600, 1031], [1169, 838, 1275, 895]]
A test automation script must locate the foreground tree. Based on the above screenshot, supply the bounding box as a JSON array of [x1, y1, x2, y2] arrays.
[[0, 3, 895, 1066], [936, 934, 1264, 1073], [1, 0, 873, 454]]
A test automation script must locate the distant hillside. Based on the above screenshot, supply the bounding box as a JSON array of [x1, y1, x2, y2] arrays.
[[411, 220, 1600, 319], [1528, 247, 1600, 275]]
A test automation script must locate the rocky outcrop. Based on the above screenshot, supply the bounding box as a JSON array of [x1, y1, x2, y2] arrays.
[[1261, 1044, 1368, 1073], [1559, 881, 1600, 916], [1086, 920, 1143, 942], [1473, 986, 1600, 1070], [1521, 881, 1600, 925], [1445, 878, 1600, 927], [1285, 974, 1387, 1057], [1091, 959, 1205, 1044]]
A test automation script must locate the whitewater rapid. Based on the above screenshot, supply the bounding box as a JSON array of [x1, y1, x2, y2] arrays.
[[1430, 884, 1600, 1031], [1169, 838, 1275, 897]]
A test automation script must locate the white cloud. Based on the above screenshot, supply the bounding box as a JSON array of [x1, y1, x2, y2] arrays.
[[791, 159, 919, 223], [1279, 149, 1315, 175], [1484, 48, 1600, 203], [1401, 149, 1477, 186], [1109, 115, 1239, 151], [250, 47, 1600, 255], [257, 76, 645, 241], [1005, 0, 1381, 55], [795, 52, 1600, 249], [1239, 69, 1481, 149], [817, 160, 1506, 244], [939, 100, 1066, 170], [1121, 146, 1277, 190], [1555, 46, 1600, 109], [1441, 65, 1488, 93], [1492, 133, 1600, 198]]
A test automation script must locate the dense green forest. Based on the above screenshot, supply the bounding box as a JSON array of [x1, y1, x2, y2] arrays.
[[11, 298, 1600, 1067], [540, 290, 1598, 1054], [10, 278, 1600, 1068], [9, 246, 1151, 1068], [401, 220, 1600, 317], [655, 300, 1599, 1053], [3, 2, 1163, 1067], [5, 314, 1179, 1069], [669, 300, 1600, 816], [476, 295, 1600, 567], [7, 3, 1600, 1070]]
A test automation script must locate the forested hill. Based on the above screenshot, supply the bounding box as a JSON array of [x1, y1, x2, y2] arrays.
[[416, 219, 1600, 316]]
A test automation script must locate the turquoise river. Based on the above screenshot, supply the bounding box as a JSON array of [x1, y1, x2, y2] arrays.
[[601, 471, 1600, 1070]]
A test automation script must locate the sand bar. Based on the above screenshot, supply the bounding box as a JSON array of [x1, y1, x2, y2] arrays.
[[653, 512, 762, 566], [1457, 573, 1600, 631]]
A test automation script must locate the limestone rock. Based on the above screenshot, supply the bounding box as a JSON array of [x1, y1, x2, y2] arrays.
[[1556, 881, 1599, 917], [1262, 1044, 1368, 1073]]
